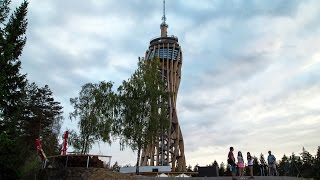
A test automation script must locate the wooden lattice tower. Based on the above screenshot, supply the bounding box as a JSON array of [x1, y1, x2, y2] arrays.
[[140, 0, 186, 172]]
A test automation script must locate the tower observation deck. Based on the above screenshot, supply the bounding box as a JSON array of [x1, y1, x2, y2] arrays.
[[140, 0, 186, 172]]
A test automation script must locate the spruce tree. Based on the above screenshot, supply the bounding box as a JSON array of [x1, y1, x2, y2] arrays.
[[193, 163, 199, 172], [300, 147, 313, 178], [253, 156, 260, 176], [218, 162, 225, 176], [20, 82, 63, 156], [0, 0, 28, 136], [314, 146, 320, 179], [278, 154, 289, 176], [0, 1, 28, 179], [186, 164, 193, 172]]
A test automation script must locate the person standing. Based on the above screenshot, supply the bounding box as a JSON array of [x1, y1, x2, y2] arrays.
[[237, 151, 245, 179], [228, 147, 237, 180], [267, 151, 277, 176], [247, 152, 254, 179], [259, 154, 267, 176]]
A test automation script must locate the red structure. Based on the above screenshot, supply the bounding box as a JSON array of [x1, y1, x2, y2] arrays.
[[36, 138, 46, 160], [61, 130, 69, 155]]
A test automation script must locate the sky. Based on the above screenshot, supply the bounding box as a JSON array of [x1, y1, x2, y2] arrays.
[[12, 0, 320, 167]]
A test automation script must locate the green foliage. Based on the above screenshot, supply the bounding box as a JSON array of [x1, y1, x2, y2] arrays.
[[68, 129, 84, 153], [1, 2, 65, 179], [300, 147, 314, 178], [213, 160, 218, 167], [0, 133, 20, 179], [193, 163, 198, 172], [275, 147, 320, 179], [112, 161, 121, 172], [278, 154, 289, 175], [314, 146, 320, 180], [69, 81, 116, 154], [1, 82, 63, 178], [0, 0, 28, 136], [116, 57, 169, 172], [186, 164, 193, 172], [207, 160, 219, 168], [218, 162, 225, 176], [224, 164, 232, 176], [288, 152, 302, 176], [20, 154, 42, 178], [252, 156, 260, 176], [20, 82, 63, 155], [0, 0, 10, 23]]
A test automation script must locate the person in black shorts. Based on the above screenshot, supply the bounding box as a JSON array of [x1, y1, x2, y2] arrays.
[[247, 152, 254, 179]]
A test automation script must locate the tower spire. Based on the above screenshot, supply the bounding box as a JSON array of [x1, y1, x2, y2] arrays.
[[162, 0, 166, 24], [160, 0, 168, 37]]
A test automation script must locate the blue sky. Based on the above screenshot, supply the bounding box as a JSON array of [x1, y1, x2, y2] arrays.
[[14, 0, 320, 167]]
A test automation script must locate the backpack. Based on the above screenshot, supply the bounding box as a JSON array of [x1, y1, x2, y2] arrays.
[[228, 158, 234, 165]]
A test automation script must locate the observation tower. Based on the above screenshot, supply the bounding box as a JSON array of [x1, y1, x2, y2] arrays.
[[140, 0, 186, 172]]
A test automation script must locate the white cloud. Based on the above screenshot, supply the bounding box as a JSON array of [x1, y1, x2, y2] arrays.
[[16, 0, 320, 167]]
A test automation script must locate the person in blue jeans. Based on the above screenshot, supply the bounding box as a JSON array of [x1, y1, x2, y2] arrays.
[[267, 150, 277, 176], [228, 147, 237, 180]]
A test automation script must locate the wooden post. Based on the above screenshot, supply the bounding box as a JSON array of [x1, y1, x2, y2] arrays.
[[86, 155, 90, 168]]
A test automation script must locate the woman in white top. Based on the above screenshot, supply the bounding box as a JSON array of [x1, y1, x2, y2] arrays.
[[247, 152, 254, 179], [237, 151, 245, 179]]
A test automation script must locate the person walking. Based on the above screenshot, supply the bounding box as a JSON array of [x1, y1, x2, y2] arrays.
[[267, 151, 277, 176], [228, 147, 237, 180], [247, 152, 254, 179], [237, 151, 245, 179]]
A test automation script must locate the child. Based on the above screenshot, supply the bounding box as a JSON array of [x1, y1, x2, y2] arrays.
[[237, 151, 245, 179]]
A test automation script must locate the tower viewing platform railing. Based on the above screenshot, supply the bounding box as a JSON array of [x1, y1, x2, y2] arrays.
[[150, 35, 179, 46]]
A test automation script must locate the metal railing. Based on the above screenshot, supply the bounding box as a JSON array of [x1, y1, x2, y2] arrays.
[[150, 35, 178, 43], [43, 154, 112, 169]]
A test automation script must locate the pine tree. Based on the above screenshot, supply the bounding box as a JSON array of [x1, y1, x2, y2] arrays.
[[219, 162, 225, 176], [300, 147, 313, 178], [213, 160, 219, 167], [278, 154, 289, 175], [313, 146, 320, 179], [186, 164, 193, 172], [253, 156, 260, 176], [193, 163, 199, 172], [288, 153, 303, 177]]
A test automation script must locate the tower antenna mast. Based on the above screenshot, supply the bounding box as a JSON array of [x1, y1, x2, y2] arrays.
[[162, 0, 166, 23]]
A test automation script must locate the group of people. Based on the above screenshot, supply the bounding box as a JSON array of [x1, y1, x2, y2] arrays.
[[227, 147, 277, 180]]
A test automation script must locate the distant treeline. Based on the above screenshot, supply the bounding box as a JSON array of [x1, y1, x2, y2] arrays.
[[186, 146, 320, 179]]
